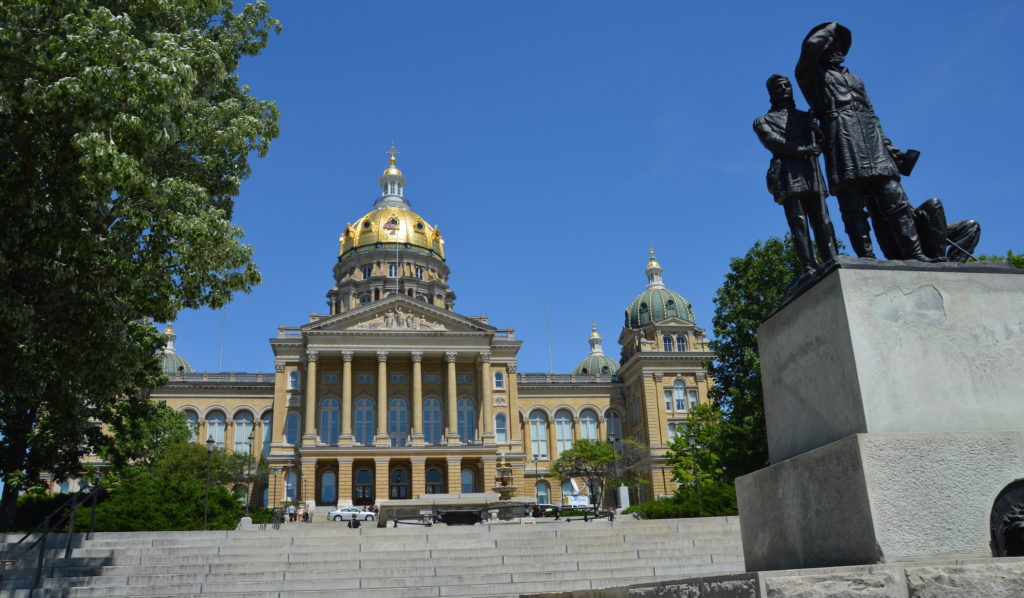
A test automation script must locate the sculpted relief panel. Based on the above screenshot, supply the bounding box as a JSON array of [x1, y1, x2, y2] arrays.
[[352, 307, 447, 331]]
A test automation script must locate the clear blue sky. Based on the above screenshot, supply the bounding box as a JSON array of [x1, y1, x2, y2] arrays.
[[168, 0, 1024, 375]]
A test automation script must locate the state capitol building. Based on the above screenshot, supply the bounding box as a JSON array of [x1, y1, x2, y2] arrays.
[[69, 151, 716, 509]]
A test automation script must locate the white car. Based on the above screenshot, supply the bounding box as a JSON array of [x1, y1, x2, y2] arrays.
[[328, 506, 376, 522]]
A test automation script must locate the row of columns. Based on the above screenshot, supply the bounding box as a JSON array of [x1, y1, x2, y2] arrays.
[[298, 350, 496, 447], [268, 455, 499, 504]]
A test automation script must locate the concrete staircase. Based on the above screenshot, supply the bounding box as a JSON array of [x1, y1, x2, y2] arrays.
[[0, 516, 743, 597]]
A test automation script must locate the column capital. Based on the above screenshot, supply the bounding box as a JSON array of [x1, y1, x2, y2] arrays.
[[274, 361, 286, 373], [445, 456, 463, 465], [342, 351, 354, 362], [373, 457, 391, 466], [336, 457, 354, 466], [696, 371, 707, 382], [507, 364, 518, 374], [410, 456, 427, 464], [477, 352, 491, 363], [411, 351, 424, 362], [307, 351, 319, 362], [377, 351, 389, 362], [651, 371, 664, 382], [445, 351, 458, 363]]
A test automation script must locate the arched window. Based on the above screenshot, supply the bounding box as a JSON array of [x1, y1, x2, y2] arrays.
[[457, 397, 476, 444], [260, 486, 269, 507], [580, 411, 597, 441], [461, 469, 476, 493], [674, 380, 686, 411], [423, 397, 442, 445], [234, 412, 254, 453], [285, 412, 300, 445], [320, 398, 340, 444], [536, 480, 551, 504], [207, 412, 226, 448], [285, 471, 297, 501], [493, 371, 505, 390], [354, 469, 373, 505], [355, 398, 374, 446], [261, 411, 272, 455], [663, 335, 674, 351], [183, 410, 199, 442], [562, 479, 575, 500], [530, 412, 548, 459], [288, 371, 300, 390], [390, 469, 410, 499], [606, 411, 622, 441], [388, 398, 409, 447], [494, 413, 508, 443], [554, 411, 573, 455], [426, 468, 443, 494], [320, 471, 336, 503], [676, 335, 688, 351]]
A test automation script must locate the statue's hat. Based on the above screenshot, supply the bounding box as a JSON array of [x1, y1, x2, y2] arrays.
[[804, 22, 852, 56]]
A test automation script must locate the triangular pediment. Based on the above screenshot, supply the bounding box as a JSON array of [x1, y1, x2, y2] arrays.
[[303, 296, 494, 334]]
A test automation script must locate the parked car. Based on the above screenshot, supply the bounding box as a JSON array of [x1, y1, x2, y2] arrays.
[[328, 507, 376, 522]]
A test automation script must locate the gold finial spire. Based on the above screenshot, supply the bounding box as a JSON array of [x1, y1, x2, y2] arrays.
[[164, 324, 174, 334], [386, 144, 399, 166], [648, 248, 660, 268], [590, 321, 600, 338]]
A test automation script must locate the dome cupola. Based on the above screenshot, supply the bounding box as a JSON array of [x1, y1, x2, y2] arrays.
[[573, 322, 620, 375], [624, 250, 695, 328], [159, 325, 194, 374]]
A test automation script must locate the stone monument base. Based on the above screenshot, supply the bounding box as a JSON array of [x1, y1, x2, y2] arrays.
[[736, 431, 1024, 572]]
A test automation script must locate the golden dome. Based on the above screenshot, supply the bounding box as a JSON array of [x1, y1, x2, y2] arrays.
[[647, 248, 660, 269], [340, 207, 445, 260], [382, 157, 403, 178]]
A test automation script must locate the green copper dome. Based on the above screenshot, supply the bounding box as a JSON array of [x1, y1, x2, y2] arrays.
[[573, 323, 620, 375], [624, 251, 695, 329], [159, 325, 194, 374]]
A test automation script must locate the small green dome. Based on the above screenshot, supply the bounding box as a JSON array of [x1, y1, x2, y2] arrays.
[[625, 287, 695, 328], [574, 354, 619, 376], [159, 325, 194, 374]]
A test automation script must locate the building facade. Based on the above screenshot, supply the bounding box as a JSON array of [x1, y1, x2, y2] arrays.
[[68, 152, 715, 508]]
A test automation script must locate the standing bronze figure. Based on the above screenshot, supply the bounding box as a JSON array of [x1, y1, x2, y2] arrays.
[[796, 22, 927, 261], [754, 74, 838, 274]]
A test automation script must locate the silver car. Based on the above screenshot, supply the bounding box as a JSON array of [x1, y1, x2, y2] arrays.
[[328, 506, 376, 522]]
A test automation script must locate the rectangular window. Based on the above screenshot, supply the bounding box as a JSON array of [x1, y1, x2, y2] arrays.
[[415, 267, 423, 280], [457, 373, 472, 384], [322, 372, 339, 384], [665, 390, 672, 411], [388, 263, 397, 277], [688, 389, 699, 408], [362, 266, 372, 280], [676, 392, 686, 411], [423, 373, 440, 384], [389, 373, 406, 383], [356, 373, 373, 384]]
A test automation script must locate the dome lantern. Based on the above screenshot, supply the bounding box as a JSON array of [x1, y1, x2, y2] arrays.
[[375, 145, 410, 209], [574, 323, 619, 375]]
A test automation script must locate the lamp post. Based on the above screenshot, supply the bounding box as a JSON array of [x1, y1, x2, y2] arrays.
[[245, 429, 255, 517], [204, 435, 215, 529], [688, 430, 703, 518], [609, 433, 622, 508]]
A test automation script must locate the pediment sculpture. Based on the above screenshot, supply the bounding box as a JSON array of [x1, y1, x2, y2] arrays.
[[351, 307, 447, 331]]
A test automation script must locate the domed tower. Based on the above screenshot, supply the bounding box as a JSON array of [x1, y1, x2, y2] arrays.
[[620, 250, 706, 361], [159, 325, 194, 374], [327, 147, 456, 314], [573, 323, 619, 375]]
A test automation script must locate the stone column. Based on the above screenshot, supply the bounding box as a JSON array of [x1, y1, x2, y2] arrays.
[[374, 457, 390, 503], [337, 458, 353, 507], [411, 352, 424, 446], [375, 351, 389, 446], [341, 352, 354, 445], [445, 352, 460, 445], [268, 466, 284, 508], [198, 418, 209, 447], [479, 352, 493, 444], [272, 361, 287, 445], [300, 458, 316, 504], [446, 456, 462, 495], [226, 419, 235, 454], [302, 352, 319, 446], [411, 457, 426, 498], [572, 415, 583, 445]]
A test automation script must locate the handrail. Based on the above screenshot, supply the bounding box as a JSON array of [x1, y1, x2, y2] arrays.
[[0, 483, 102, 590]]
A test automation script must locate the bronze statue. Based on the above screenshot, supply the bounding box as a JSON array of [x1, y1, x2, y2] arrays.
[[754, 74, 838, 273], [796, 22, 928, 261]]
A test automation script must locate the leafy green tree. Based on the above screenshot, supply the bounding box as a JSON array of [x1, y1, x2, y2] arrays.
[[550, 440, 615, 508], [85, 442, 253, 531], [975, 250, 1024, 268], [663, 404, 738, 517], [0, 1, 280, 528], [708, 236, 801, 480]]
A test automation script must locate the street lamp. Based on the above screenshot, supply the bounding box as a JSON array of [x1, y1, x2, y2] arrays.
[[204, 435, 215, 529], [608, 433, 621, 508], [245, 429, 255, 517], [688, 430, 703, 518]]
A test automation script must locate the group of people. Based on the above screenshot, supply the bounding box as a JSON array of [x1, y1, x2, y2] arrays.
[[284, 504, 310, 523], [754, 22, 980, 274]]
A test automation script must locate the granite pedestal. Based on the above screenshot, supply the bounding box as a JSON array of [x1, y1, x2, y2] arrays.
[[737, 260, 1024, 572]]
